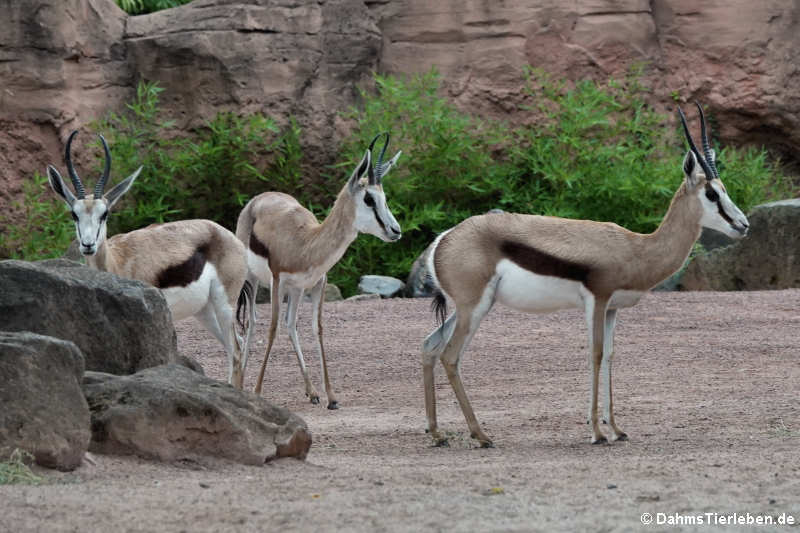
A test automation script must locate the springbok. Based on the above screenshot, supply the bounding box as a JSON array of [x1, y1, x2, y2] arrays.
[[47, 131, 253, 388], [237, 133, 402, 408], [421, 104, 749, 447]]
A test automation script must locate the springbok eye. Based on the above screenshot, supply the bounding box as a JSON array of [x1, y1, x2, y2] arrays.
[[364, 193, 375, 207], [705, 187, 720, 202], [70, 212, 78, 222]]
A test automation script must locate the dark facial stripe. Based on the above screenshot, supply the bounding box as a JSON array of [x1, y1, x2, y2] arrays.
[[372, 203, 387, 233], [157, 244, 208, 289], [706, 184, 734, 225], [500, 240, 590, 283], [249, 233, 270, 260]]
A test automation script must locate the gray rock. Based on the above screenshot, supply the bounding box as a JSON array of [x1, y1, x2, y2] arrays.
[[681, 199, 800, 290], [0, 331, 90, 471], [83, 364, 311, 464], [358, 275, 405, 298], [176, 355, 205, 375], [404, 241, 436, 298], [344, 293, 381, 302], [0, 259, 178, 375]]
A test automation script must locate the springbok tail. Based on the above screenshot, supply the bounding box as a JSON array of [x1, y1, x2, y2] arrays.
[[236, 279, 254, 335]]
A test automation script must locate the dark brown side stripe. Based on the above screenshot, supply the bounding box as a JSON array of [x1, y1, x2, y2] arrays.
[[157, 244, 209, 289], [500, 240, 590, 283], [250, 233, 270, 260]]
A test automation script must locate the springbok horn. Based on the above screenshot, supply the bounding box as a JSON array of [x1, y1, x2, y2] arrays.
[[366, 132, 389, 184], [677, 107, 715, 181], [695, 102, 719, 180], [95, 134, 112, 197], [64, 130, 86, 199]]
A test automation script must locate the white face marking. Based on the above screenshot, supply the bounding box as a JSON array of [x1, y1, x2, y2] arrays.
[[354, 184, 401, 242], [697, 180, 749, 239], [161, 262, 218, 321], [71, 198, 110, 256], [495, 259, 585, 313]]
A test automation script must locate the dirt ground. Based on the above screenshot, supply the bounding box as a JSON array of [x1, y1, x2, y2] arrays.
[[2, 290, 799, 532]]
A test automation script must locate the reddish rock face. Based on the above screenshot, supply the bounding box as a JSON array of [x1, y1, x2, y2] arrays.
[[1, 0, 798, 228]]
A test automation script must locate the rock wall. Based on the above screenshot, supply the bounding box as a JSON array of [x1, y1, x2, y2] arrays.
[[1, 0, 798, 223]]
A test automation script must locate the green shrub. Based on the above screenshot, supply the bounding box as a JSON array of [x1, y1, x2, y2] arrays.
[[0, 172, 74, 260], [0, 449, 42, 485], [328, 67, 794, 295], [114, 0, 192, 15], [92, 81, 284, 235]]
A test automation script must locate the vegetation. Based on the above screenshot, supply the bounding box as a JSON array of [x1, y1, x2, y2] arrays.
[[1, 70, 793, 296], [114, 0, 192, 15], [0, 449, 43, 485]]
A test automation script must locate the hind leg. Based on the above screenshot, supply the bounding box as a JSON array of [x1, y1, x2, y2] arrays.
[[254, 275, 283, 395], [422, 312, 457, 446], [285, 286, 320, 404], [310, 276, 338, 409], [240, 272, 259, 373]]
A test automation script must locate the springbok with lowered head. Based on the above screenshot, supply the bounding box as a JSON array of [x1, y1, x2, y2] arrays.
[[237, 133, 402, 408], [422, 104, 749, 447], [48, 131, 253, 388]]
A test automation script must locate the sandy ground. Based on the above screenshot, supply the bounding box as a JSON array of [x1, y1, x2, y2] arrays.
[[2, 290, 800, 532]]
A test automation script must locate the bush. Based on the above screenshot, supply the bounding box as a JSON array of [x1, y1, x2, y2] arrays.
[[327, 67, 794, 295], [114, 0, 192, 15]]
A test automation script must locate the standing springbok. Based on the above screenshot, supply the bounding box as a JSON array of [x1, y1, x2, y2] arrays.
[[237, 133, 402, 408], [421, 104, 750, 447], [47, 130, 253, 388]]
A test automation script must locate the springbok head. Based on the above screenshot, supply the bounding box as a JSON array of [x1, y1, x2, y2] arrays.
[[347, 132, 402, 242], [47, 130, 142, 256], [678, 103, 749, 239]]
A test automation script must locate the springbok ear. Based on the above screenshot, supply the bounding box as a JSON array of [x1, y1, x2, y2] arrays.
[[682, 150, 702, 188], [47, 165, 76, 207], [348, 149, 371, 191], [377, 151, 402, 181], [105, 166, 142, 208]]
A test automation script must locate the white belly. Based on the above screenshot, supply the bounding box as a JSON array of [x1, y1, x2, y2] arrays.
[[495, 259, 585, 313], [162, 263, 217, 321]]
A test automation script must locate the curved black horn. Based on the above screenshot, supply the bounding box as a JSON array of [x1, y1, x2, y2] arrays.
[[367, 132, 390, 184], [677, 107, 715, 180], [94, 134, 112, 197], [695, 102, 719, 179], [64, 130, 86, 199]]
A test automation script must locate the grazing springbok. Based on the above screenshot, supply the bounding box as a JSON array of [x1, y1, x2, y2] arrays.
[[237, 133, 402, 408], [47, 130, 253, 388], [421, 104, 750, 447]]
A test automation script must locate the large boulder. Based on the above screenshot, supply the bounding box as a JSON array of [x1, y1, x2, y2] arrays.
[[0, 331, 90, 471], [0, 259, 177, 374], [680, 199, 800, 290], [83, 364, 312, 464]]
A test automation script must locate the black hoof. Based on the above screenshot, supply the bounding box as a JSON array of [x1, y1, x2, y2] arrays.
[[615, 433, 629, 441], [434, 439, 449, 448], [309, 396, 320, 405], [327, 401, 339, 410], [592, 436, 608, 445], [480, 441, 495, 449]]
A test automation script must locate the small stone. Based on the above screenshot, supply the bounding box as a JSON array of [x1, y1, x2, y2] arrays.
[[607, 484, 617, 490]]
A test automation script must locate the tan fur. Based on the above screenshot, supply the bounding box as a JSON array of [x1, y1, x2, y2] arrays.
[[93, 219, 247, 304], [435, 181, 702, 304], [424, 170, 745, 448]]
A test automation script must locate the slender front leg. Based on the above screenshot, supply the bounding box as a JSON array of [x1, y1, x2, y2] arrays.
[[285, 286, 320, 404], [310, 276, 338, 409], [254, 275, 282, 396], [585, 294, 609, 444], [601, 309, 627, 441]]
